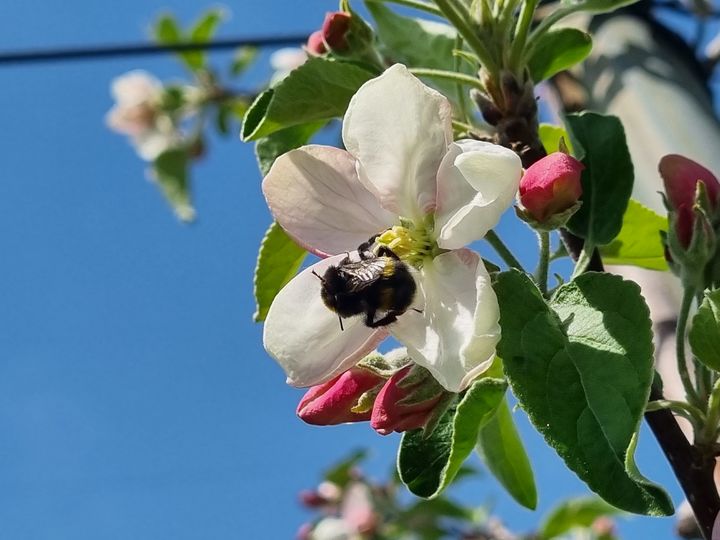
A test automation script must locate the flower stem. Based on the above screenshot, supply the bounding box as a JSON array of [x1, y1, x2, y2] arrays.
[[408, 67, 485, 90], [570, 241, 594, 279], [453, 35, 472, 126], [508, 0, 538, 72], [485, 230, 525, 271], [535, 231, 550, 294], [451, 119, 477, 134], [364, 0, 441, 16], [701, 378, 720, 446], [678, 286, 703, 409], [646, 399, 705, 429], [434, 0, 499, 77]]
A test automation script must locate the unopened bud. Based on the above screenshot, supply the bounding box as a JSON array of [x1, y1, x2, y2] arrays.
[[321, 12, 352, 52], [297, 367, 385, 426], [470, 89, 502, 126], [370, 364, 448, 435], [518, 152, 584, 228], [306, 30, 327, 56], [660, 154, 720, 248]]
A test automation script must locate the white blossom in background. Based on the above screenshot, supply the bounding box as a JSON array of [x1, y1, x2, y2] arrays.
[[105, 70, 178, 161], [269, 47, 307, 85], [262, 65, 522, 392]]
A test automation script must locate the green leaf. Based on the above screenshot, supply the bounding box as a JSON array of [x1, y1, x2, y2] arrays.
[[153, 149, 195, 222], [540, 496, 621, 539], [154, 14, 182, 44], [538, 123, 574, 154], [230, 47, 257, 76], [565, 112, 634, 246], [689, 289, 720, 372], [476, 398, 537, 509], [183, 9, 225, 70], [528, 28, 592, 82], [365, 2, 471, 98], [324, 449, 367, 487], [599, 200, 668, 271], [253, 222, 306, 322], [241, 58, 376, 141], [569, 0, 641, 14], [494, 270, 673, 516], [398, 378, 507, 498], [255, 122, 326, 176]]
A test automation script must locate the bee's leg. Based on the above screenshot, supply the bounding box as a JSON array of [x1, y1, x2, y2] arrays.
[[376, 246, 400, 261], [363, 307, 378, 328], [358, 234, 381, 260], [366, 311, 401, 328]]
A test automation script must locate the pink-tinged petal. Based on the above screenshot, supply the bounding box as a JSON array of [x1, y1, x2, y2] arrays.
[[263, 255, 387, 387], [110, 70, 161, 106], [262, 146, 395, 256], [312, 517, 359, 540], [519, 152, 584, 221], [390, 250, 500, 392], [370, 365, 445, 435], [660, 154, 720, 211], [341, 483, 377, 534], [342, 64, 452, 219], [435, 140, 522, 249], [296, 367, 384, 425]]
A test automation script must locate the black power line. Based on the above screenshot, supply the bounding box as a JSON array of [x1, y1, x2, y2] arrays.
[[0, 34, 309, 65]]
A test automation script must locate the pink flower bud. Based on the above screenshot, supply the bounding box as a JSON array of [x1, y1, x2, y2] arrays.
[[295, 523, 313, 540], [298, 489, 329, 508], [519, 152, 584, 222], [297, 367, 385, 426], [306, 30, 327, 56], [370, 365, 445, 436], [660, 154, 720, 248], [321, 12, 352, 51]]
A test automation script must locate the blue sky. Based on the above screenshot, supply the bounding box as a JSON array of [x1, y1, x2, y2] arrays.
[[0, 1, 688, 538]]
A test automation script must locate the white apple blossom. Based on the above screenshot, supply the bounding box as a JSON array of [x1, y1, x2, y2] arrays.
[[269, 47, 308, 84], [262, 64, 521, 392], [105, 70, 177, 161]]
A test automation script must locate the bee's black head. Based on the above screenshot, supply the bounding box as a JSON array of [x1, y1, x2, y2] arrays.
[[315, 265, 343, 310]]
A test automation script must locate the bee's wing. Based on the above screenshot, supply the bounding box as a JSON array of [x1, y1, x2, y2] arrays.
[[340, 259, 385, 292]]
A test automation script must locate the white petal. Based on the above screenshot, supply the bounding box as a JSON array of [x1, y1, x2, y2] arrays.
[[111, 70, 161, 106], [342, 64, 452, 219], [390, 250, 500, 392], [311, 517, 359, 540], [262, 146, 395, 257], [134, 130, 175, 161], [263, 255, 387, 387], [435, 140, 522, 249]]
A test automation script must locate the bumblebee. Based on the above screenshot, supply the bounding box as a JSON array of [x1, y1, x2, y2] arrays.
[[313, 236, 417, 330]]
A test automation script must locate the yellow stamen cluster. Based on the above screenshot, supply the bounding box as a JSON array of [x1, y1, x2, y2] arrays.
[[376, 221, 435, 267]]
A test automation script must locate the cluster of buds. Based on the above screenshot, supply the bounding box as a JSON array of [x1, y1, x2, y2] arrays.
[[297, 479, 379, 540], [516, 148, 585, 230], [304, 10, 375, 63], [105, 70, 207, 163], [471, 71, 544, 166], [660, 154, 720, 289], [306, 12, 353, 55], [297, 350, 453, 436]]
